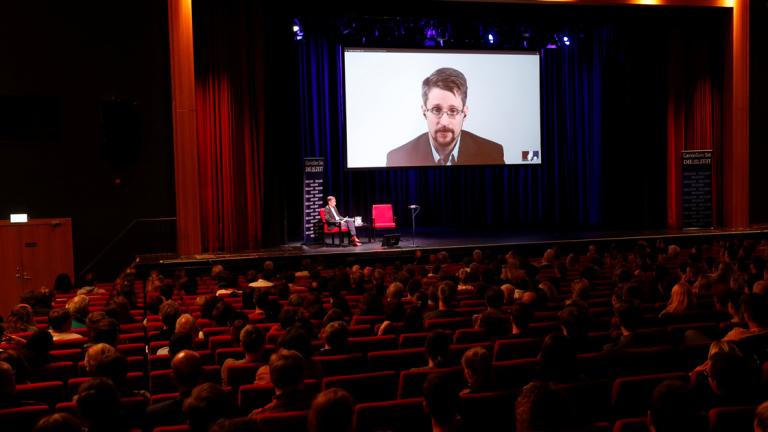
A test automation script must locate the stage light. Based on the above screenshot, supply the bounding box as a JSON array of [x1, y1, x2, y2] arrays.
[[562, 35, 570, 46], [292, 18, 304, 41], [487, 33, 495, 44]]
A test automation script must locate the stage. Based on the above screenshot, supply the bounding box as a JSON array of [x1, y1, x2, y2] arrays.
[[135, 226, 768, 275]]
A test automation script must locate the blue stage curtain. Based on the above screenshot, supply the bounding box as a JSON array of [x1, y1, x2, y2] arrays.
[[297, 33, 608, 232]]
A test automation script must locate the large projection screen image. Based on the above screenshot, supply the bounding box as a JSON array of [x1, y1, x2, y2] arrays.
[[344, 48, 541, 168]]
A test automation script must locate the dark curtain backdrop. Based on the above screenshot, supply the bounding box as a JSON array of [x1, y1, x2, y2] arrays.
[[297, 32, 608, 233], [192, 0, 265, 252]]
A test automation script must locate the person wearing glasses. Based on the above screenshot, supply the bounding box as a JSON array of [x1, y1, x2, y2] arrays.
[[386, 67, 504, 167]]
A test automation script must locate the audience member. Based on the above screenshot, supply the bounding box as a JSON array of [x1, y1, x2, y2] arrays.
[[5, 304, 37, 333], [47, 308, 82, 341], [648, 380, 704, 432], [514, 382, 567, 432], [317, 321, 349, 357], [308, 388, 355, 432], [460, 347, 493, 394], [145, 350, 203, 430], [76, 377, 128, 432], [33, 413, 82, 432], [423, 371, 463, 432], [183, 383, 238, 432], [222, 325, 266, 385], [250, 349, 311, 415], [424, 281, 460, 321]]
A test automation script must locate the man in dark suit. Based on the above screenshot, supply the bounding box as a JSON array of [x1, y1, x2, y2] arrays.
[[324, 196, 361, 246], [386, 67, 505, 167]]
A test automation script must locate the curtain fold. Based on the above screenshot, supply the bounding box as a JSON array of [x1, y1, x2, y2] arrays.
[[192, 0, 265, 252]]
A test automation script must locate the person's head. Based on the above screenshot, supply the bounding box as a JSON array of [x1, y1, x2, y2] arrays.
[[484, 286, 504, 310], [23, 330, 53, 363], [741, 293, 768, 328], [327, 196, 336, 207], [423, 371, 463, 429], [571, 278, 591, 302], [665, 282, 694, 313], [514, 382, 567, 432], [269, 349, 305, 392], [425, 330, 452, 368], [0, 350, 29, 384], [278, 326, 313, 359], [160, 300, 181, 330], [309, 388, 355, 432], [421, 67, 469, 151], [90, 317, 119, 347], [7, 304, 34, 330], [511, 301, 534, 332], [437, 281, 456, 308], [84, 343, 116, 374], [172, 350, 203, 394], [239, 324, 265, 355], [614, 300, 642, 332], [175, 313, 197, 336], [559, 303, 590, 339], [707, 350, 760, 400], [53, 273, 74, 293], [168, 332, 195, 358], [647, 380, 701, 432], [322, 321, 348, 351], [48, 308, 73, 332], [183, 383, 237, 432], [477, 309, 510, 338], [461, 347, 492, 390], [33, 413, 82, 432], [755, 400, 768, 432], [91, 351, 128, 389], [76, 377, 121, 429]]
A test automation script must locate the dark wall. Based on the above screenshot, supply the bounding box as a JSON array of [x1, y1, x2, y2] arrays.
[[0, 1, 175, 280]]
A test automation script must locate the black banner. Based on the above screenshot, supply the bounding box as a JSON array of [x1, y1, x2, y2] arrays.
[[681, 150, 713, 228], [303, 158, 325, 244]]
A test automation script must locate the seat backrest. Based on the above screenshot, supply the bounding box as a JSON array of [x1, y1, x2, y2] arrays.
[[708, 405, 756, 432], [372, 204, 393, 224], [322, 371, 398, 403], [368, 348, 427, 372], [313, 353, 365, 377], [611, 372, 688, 418], [354, 398, 430, 432], [398, 367, 463, 399], [255, 410, 308, 432], [0, 405, 51, 431]]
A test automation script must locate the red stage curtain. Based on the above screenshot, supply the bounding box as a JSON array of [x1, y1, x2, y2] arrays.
[[666, 32, 723, 229], [192, 0, 265, 252]]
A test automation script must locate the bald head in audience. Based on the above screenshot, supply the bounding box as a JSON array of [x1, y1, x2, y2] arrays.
[[175, 314, 197, 336], [172, 350, 203, 394]]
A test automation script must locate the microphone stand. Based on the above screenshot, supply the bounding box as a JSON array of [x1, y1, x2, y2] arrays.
[[410, 205, 420, 247]]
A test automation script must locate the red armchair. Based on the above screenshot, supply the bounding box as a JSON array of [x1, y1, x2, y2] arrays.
[[371, 204, 396, 241], [319, 208, 348, 246]]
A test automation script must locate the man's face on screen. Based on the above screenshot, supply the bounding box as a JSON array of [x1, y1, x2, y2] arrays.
[[423, 88, 467, 150]]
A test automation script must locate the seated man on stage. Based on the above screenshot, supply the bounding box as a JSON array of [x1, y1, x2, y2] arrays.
[[324, 195, 362, 246]]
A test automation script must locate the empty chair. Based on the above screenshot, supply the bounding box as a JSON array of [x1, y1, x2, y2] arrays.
[[322, 371, 398, 403], [399, 332, 431, 349], [371, 204, 396, 242], [354, 398, 430, 432]]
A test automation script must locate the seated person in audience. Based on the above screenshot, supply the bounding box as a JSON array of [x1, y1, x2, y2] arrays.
[[33, 413, 83, 432], [66, 295, 90, 329], [316, 321, 349, 357], [104, 296, 136, 325], [648, 380, 705, 432], [559, 302, 592, 353], [84, 343, 116, 375], [77, 273, 106, 296], [48, 308, 83, 341], [222, 325, 266, 385], [0, 349, 31, 384], [308, 388, 355, 432], [91, 350, 149, 401], [5, 304, 37, 333], [215, 271, 241, 297], [157, 314, 199, 355], [603, 300, 641, 352], [184, 383, 239, 432], [88, 316, 120, 348], [701, 349, 761, 409], [510, 301, 534, 337], [423, 281, 461, 321], [417, 330, 453, 370], [514, 382, 568, 432], [150, 300, 181, 342], [303, 292, 326, 321], [76, 377, 129, 432], [250, 349, 312, 415], [145, 350, 203, 431], [384, 282, 406, 322], [756, 400, 768, 432], [52, 273, 75, 294], [460, 347, 494, 394], [537, 332, 585, 385], [358, 291, 385, 316], [0, 360, 42, 408], [723, 293, 768, 344], [21, 330, 53, 368], [659, 282, 695, 317], [212, 300, 248, 327], [476, 309, 511, 339], [423, 372, 464, 432], [567, 278, 591, 307], [537, 280, 560, 303], [256, 326, 320, 384], [691, 341, 740, 390]]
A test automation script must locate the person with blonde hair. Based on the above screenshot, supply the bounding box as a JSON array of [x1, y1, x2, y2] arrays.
[[5, 304, 37, 333], [84, 343, 116, 374], [65, 295, 89, 329], [660, 282, 695, 317]]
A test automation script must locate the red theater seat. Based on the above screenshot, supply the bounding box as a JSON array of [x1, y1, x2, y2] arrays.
[[0, 405, 50, 431], [354, 398, 430, 432], [371, 204, 396, 242], [493, 338, 541, 362], [254, 410, 308, 432], [15, 381, 66, 408], [368, 348, 427, 372], [611, 372, 688, 418], [313, 353, 365, 377], [398, 367, 463, 399], [322, 371, 398, 403], [708, 405, 756, 432]]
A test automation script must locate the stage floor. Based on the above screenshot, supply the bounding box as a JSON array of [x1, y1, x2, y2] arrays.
[[137, 225, 768, 271]]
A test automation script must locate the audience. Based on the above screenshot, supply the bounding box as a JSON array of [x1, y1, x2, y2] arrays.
[[47, 308, 82, 341], [250, 349, 311, 415], [308, 388, 355, 432], [423, 371, 463, 432], [183, 383, 238, 432], [145, 350, 203, 430], [222, 324, 265, 385]]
